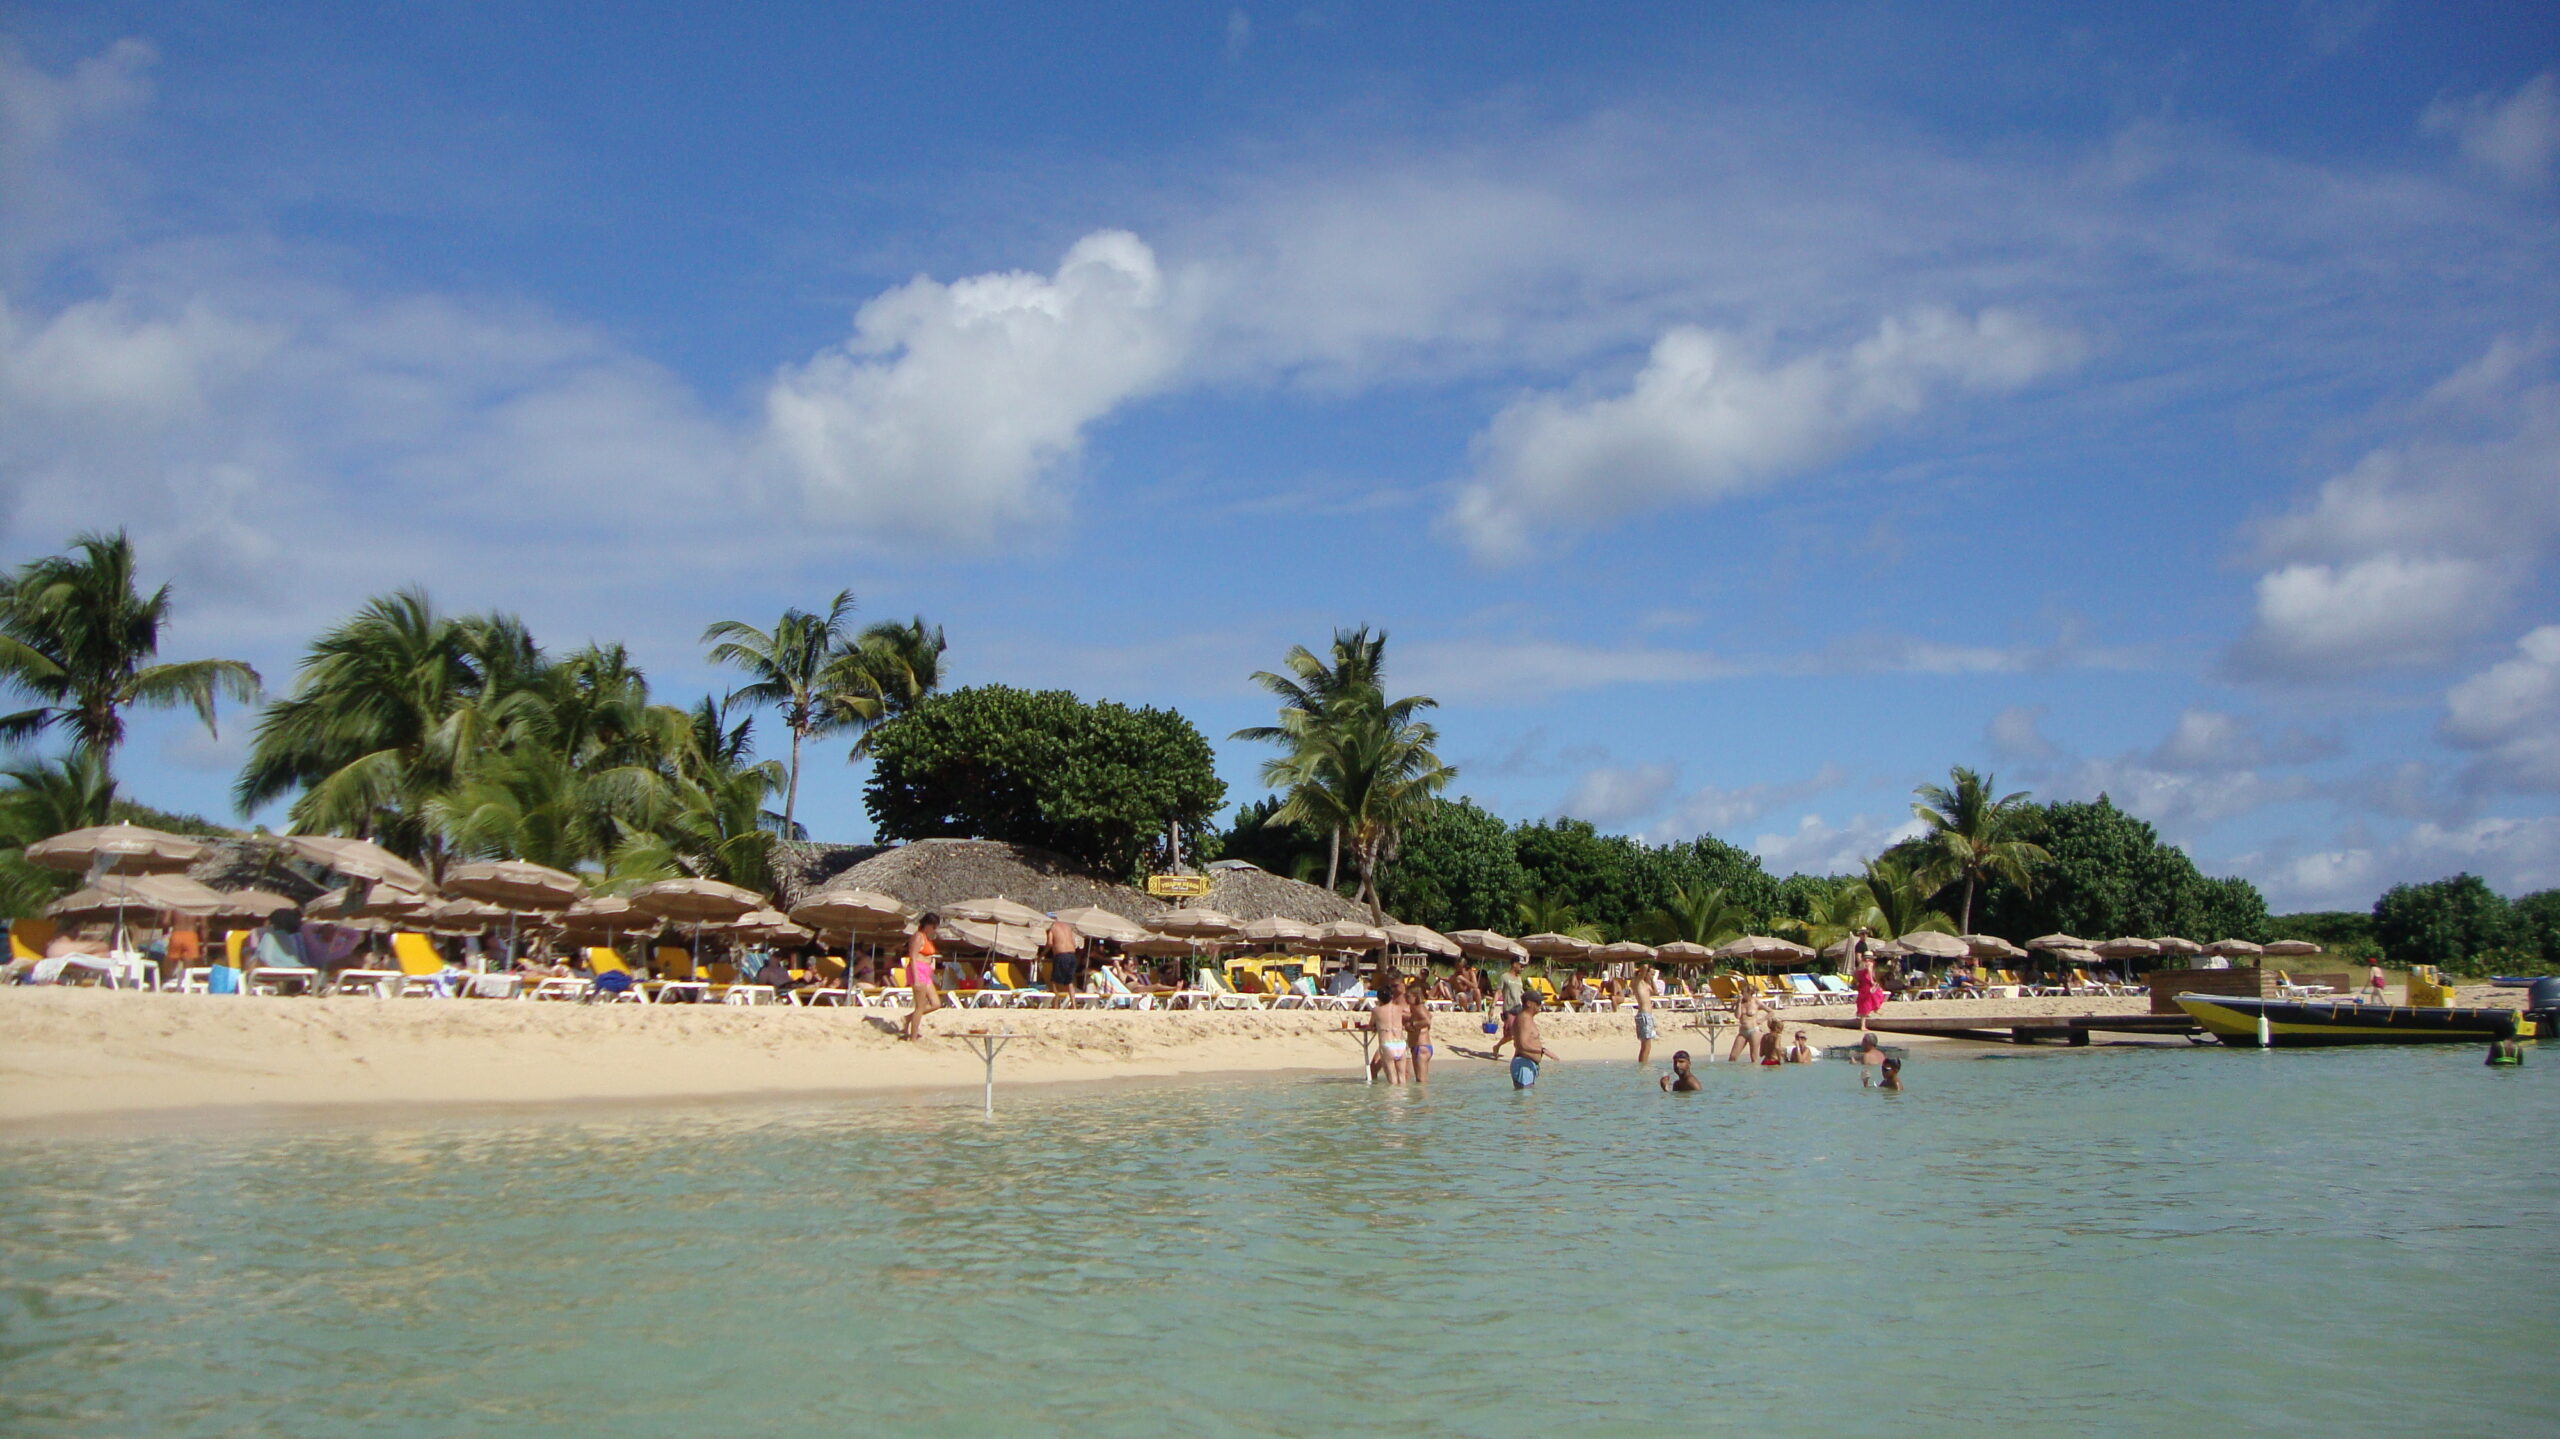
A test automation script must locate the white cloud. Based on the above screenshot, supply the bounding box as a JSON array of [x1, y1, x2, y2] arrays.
[[1986, 704, 2060, 762], [2251, 815, 2560, 910], [1750, 812, 1925, 878], [2230, 338, 2560, 679], [1402, 623, 2142, 703], [2441, 624, 2560, 791], [1555, 762, 1679, 828], [1447, 309, 2083, 559], [761, 230, 1185, 544], [2423, 71, 2560, 190], [0, 36, 153, 278]]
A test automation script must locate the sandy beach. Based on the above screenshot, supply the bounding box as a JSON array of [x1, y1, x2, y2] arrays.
[[0, 987, 2210, 1130]]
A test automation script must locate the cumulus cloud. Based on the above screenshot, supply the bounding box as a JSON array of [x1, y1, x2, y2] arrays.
[[0, 36, 153, 278], [1555, 762, 1679, 828], [760, 230, 1185, 544], [1750, 812, 1925, 878], [1447, 309, 2084, 559], [2230, 337, 2560, 679], [2441, 624, 2560, 791], [2422, 71, 2560, 189], [1402, 622, 2142, 703], [2248, 815, 2560, 910], [1554, 760, 1850, 839]]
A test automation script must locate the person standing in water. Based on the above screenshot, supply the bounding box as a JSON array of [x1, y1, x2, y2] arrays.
[[1509, 992, 1558, 1089], [1371, 978, 1411, 1084], [1489, 957, 1530, 1058], [1406, 986, 1435, 1083], [1632, 965, 1662, 1064], [898, 914, 944, 1041], [1728, 981, 1766, 1063]]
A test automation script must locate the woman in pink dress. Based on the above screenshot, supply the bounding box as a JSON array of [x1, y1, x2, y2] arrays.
[[1851, 931, 1887, 1033]]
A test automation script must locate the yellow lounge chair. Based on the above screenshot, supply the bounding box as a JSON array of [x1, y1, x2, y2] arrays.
[[10, 917, 57, 963]]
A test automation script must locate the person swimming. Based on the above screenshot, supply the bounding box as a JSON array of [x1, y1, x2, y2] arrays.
[[1660, 1050, 1702, 1092], [1875, 1055, 1904, 1091], [2486, 1035, 2524, 1066]]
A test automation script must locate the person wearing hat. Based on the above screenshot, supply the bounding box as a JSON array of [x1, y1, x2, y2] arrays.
[[1659, 1050, 1701, 1092]]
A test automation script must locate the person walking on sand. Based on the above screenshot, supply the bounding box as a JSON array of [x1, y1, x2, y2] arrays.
[[1510, 992, 1558, 1089], [2365, 960, 2389, 1005], [1371, 979, 1412, 1084], [899, 914, 944, 1042], [1406, 987, 1435, 1084], [1633, 965, 1662, 1064], [1490, 957, 1530, 1058]]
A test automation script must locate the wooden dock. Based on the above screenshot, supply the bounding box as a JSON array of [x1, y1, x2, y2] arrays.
[[1804, 1013, 2203, 1046]]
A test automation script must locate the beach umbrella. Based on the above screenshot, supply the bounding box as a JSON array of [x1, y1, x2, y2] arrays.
[[1050, 905, 1148, 945], [1383, 923, 1462, 957], [1898, 931, 1971, 961], [2262, 939, 2322, 957], [629, 877, 764, 924], [2206, 938, 2264, 958], [1655, 940, 1715, 965], [1122, 934, 1196, 959], [1518, 931, 1591, 960], [946, 896, 1053, 929], [207, 888, 303, 922], [1236, 914, 1312, 948], [558, 895, 653, 933], [444, 859, 585, 912], [939, 917, 1041, 960], [791, 887, 913, 936], [423, 897, 510, 930], [731, 910, 814, 945], [1593, 940, 1657, 962], [1314, 920, 1387, 952], [2027, 933, 2093, 952], [46, 873, 225, 920], [2151, 936, 2202, 957], [1448, 929, 1529, 962], [1961, 934, 2027, 961], [272, 835, 430, 894], [1152, 907, 1242, 939], [2093, 937, 2162, 959], [1714, 935, 1811, 968], [26, 823, 207, 875], [308, 881, 430, 922]]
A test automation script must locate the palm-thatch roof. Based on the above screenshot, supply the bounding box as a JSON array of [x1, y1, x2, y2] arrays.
[[1196, 861, 1379, 925], [781, 838, 1163, 920]]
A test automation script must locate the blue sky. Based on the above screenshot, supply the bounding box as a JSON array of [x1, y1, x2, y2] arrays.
[[4, 2, 2557, 909]]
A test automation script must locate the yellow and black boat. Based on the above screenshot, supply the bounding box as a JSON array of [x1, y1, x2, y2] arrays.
[[2176, 993, 2520, 1048]]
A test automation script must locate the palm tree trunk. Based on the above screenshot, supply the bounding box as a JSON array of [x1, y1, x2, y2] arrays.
[[783, 724, 803, 839], [1325, 827, 1341, 891], [1960, 873, 1977, 934]]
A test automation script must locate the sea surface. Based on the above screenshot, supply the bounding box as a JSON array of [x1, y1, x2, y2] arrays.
[[3, 1041, 2554, 1437]]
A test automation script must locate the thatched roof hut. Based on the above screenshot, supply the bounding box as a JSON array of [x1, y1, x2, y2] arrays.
[[783, 838, 1163, 920], [1195, 860, 1377, 925]]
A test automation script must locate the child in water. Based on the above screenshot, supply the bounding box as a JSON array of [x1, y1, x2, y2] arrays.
[[1866, 1054, 1904, 1091]]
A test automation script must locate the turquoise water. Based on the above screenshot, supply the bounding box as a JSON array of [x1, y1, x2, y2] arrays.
[[3, 1045, 2555, 1437]]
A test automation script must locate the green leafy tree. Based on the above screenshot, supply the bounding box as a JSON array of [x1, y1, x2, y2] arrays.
[[2372, 874, 2520, 971], [2511, 891, 2560, 968], [1514, 890, 1604, 942], [0, 750, 114, 917], [864, 686, 1225, 879], [1379, 797, 1525, 931], [2266, 911, 2380, 955], [1969, 796, 2271, 944], [0, 530, 260, 783], [1217, 796, 1332, 884], [703, 591, 861, 840], [1910, 766, 2050, 933], [1511, 819, 1653, 934], [1264, 688, 1455, 915]]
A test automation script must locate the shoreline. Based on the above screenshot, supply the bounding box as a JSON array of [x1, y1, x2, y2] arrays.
[[1, 988, 2165, 1133]]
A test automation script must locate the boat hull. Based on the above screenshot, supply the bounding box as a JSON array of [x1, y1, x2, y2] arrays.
[[2176, 994, 2519, 1048]]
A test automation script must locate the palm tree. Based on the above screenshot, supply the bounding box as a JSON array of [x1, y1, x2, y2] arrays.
[[1515, 890, 1604, 942], [1265, 687, 1454, 917], [1639, 883, 1754, 948], [235, 591, 536, 872], [1233, 626, 1433, 890], [826, 616, 947, 759], [1784, 882, 1882, 955], [1858, 856, 1959, 940], [0, 750, 114, 917], [1910, 766, 2050, 932], [702, 592, 859, 839], [0, 530, 261, 783]]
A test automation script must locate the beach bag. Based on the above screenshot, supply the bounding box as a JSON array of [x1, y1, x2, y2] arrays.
[[1481, 1018, 1500, 1034]]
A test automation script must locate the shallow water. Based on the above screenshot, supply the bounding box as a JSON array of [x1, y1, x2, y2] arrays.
[[3, 1044, 2554, 1437]]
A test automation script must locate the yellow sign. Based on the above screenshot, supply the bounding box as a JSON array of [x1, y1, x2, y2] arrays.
[[1146, 874, 1214, 897]]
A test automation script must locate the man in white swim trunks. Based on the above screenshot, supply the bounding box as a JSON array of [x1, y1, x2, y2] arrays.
[[1370, 978, 1412, 1084]]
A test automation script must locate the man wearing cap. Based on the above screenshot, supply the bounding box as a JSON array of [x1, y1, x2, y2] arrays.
[[1659, 1050, 1701, 1092]]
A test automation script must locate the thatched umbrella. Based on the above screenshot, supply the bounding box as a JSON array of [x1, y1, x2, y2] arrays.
[[1961, 934, 2027, 961], [1154, 907, 1242, 940], [423, 898, 510, 932], [1122, 934, 1196, 959], [47, 873, 225, 920], [1898, 931, 1971, 961], [1314, 919, 1387, 951], [630, 877, 764, 970], [2206, 938, 2264, 958], [272, 835, 430, 893], [2262, 939, 2322, 957], [1714, 935, 1811, 969], [2027, 933, 2093, 953], [793, 887, 913, 933], [1236, 914, 1312, 949], [1655, 939, 1715, 966], [27, 823, 207, 875], [2094, 937, 2162, 960], [207, 888, 303, 924], [1383, 923, 1461, 958], [1594, 939, 1657, 962], [445, 860, 585, 912], [1055, 905, 1148, 945], [730, 910, 814, 946], [1448, 928, 1528, 962], [2152, 936, 2203, 958], [947, 896, 1053, 928]]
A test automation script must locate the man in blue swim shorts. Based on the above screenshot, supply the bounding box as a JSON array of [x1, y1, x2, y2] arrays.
[[1510, 992, 1555, 1089]]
